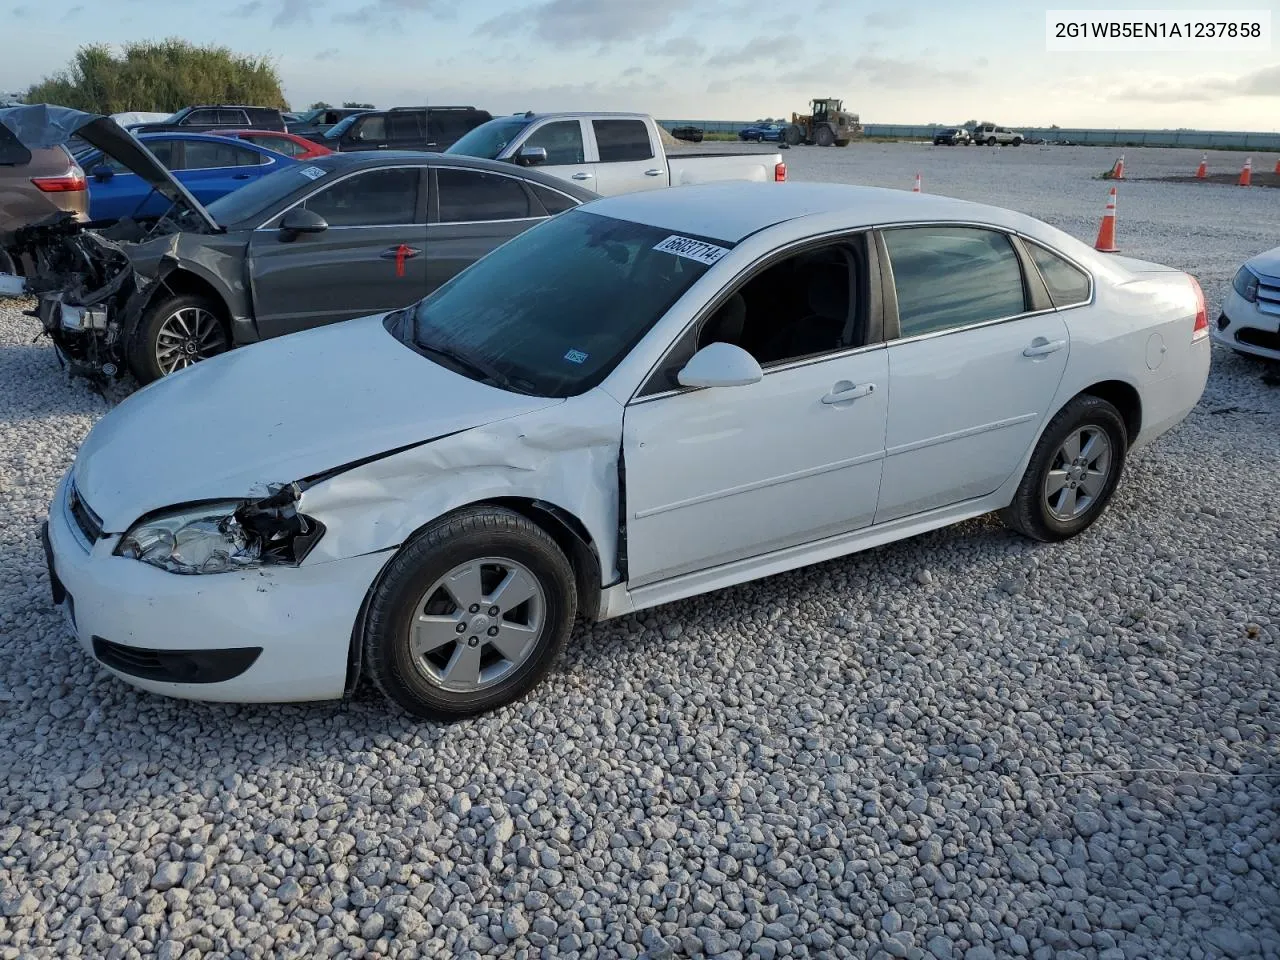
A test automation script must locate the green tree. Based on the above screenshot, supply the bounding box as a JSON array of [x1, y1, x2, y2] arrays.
[[24, 39, 286, 114], [309, 100, 334, 109], [343, 101, 375, 108]]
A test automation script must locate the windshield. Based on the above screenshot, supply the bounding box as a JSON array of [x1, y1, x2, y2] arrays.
[[163, 108, 191, 124], [446, 117, 533, 159], [205, 162, 331, 226], [393, 210, 726, 398]]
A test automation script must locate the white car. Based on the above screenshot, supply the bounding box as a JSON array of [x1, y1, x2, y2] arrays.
[[1214, 246, 1280, 360], [43, 183, 1211, 720]]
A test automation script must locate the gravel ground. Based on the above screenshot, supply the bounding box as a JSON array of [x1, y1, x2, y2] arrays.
[[1, 143, 1277, 960]]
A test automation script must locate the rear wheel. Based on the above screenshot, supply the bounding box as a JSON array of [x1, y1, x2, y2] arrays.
[[816, 126, 835, 147], [1012, 137, 1023, 146], [1000, 395, 1128, 542], [364, 507, 577, 721], [128, 293, 230, 384]]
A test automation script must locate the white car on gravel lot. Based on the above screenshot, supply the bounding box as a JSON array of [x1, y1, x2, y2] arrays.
[[43, 183, 1211, 719], [1214, 246, 1280, 360]]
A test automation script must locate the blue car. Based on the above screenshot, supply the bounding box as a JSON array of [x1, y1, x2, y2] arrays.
[[738, 123, 786, 143], [75, 132, 298, 221]]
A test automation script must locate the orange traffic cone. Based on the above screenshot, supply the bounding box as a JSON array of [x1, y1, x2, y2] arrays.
[[912, 172, 922, 193], [1274, 157, 1280, 175], [1195, 154, 1207, 179], [1094, 186, 1119, 252], [1111, 154, 1125, 179], [1238, 157, 1252, 186]]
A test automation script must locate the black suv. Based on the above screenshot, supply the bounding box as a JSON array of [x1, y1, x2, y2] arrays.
[[317, 106, 492, 153], [129, 105, 287, 134]]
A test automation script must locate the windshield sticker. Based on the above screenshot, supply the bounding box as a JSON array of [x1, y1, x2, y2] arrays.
[[563, 349, 589, 364], [299, 166, 327, 181], [653, 235, 730, 266]]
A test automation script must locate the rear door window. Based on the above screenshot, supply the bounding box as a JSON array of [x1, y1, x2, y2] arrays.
[[217, 109, 251, 127], [436, 169, 532, 222], [352, 115, 387, 142], [304, 167, 420, 226], [883, 226, 1028, 338], [389, 112, 423, 143], [179, 140, 264, 169], [592, 119, 654, 162]]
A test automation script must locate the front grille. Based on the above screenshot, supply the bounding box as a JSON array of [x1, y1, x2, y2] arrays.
[[1256, 276, 1280, 317], [67, 480, 103, 544], [1237, 327, 1280, 352]]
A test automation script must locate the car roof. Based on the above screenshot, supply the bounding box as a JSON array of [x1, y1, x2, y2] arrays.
[[275, 150, 599, 195], [582, 182, 1042, 244]]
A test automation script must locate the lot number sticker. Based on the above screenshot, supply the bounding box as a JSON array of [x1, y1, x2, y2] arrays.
[[653, 235, 730, 266], [299, 166, 327, 181]]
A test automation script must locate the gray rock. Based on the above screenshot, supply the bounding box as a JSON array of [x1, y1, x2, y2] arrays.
[[502, 907, 529, 940], [150, 863, 185, 892]]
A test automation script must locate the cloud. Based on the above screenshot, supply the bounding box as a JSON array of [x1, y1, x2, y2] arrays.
[[779, 55, 971, 89], [62, 3, 82, 18], [231, 0, 263, 14], [864, 8, 911, 29], [316, 48, 340, 61], [336, 0, 448, 25], [649, 35, 705, 58], [477, 0, 685, 47], [707, 34, 799, 66], [1112, 63, 1280, 103]]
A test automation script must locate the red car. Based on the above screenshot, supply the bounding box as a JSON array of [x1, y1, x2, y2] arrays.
[[206, 129, 332, 160]]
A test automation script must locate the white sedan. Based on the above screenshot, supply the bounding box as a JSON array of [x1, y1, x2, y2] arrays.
[[44, 183, 1211, 719], [1213, 246, 1280, 361]]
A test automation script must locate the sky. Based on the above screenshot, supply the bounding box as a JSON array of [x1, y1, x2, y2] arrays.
[[3, 0, 1278, 130]]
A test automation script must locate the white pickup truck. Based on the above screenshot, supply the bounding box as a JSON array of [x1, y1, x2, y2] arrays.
[[446, 111, 786, 196]]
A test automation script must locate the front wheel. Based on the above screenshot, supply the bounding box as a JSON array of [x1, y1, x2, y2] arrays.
[[986, 136, 997, 146], [816, 126, 835, 147], [363, 507, 577, 721], [1000, 395, 1128, 542], [128, 293, 230, 385]]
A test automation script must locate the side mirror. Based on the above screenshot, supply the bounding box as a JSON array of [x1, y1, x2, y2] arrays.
[[278, 207, 328, 241], [518, 145, 548, 166], [677, 342, 763, 389], [91, 164, 114, 182]]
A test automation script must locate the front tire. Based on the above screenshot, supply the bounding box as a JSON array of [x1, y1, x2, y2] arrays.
[[999, 395, 1128, 542], [364, 507, 577, 721], [128, 293, 230, 384], [986, 136, 997, 146], [816, 126, 835, 147]]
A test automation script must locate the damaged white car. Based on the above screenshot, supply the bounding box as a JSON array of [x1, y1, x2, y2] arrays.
[[44, 183, 1211, 719]]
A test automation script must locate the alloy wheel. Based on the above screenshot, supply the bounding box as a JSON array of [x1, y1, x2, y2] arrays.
[[154, 306, 228, 375], [409, 557, 546, 692], [1043, 426, 1113, 521]]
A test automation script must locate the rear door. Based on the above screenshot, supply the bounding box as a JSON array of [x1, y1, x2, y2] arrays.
[[425, 166, 548, 291], [388, 111, 426, 150], [173, 139, 279, 207], [589, 118, 667, 195], [874, 225, 1070, 524], [248, 164, 428, 338]]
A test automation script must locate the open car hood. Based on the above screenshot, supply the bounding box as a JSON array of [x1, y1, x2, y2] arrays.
[[0, 104, 219, 233]]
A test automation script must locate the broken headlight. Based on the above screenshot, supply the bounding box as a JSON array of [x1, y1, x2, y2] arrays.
[[115, 487, 322, 574]]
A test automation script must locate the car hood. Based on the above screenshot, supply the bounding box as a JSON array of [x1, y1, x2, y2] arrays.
[[0, 104, 219, 233], [1246, 246, 1280, 282], [72, 313, 561, 532]]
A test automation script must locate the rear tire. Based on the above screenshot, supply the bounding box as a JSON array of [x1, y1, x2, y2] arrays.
[[999, 395, 1128, 542], [816, 126, 835, 147], [1012, 137, 1023, 146], [128, 293, 230, 385], [364, 507, 577, 721]]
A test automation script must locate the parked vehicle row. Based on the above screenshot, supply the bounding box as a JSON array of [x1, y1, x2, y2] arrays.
[[935, 124, 1025, 146], [447, 112, 786, 197]]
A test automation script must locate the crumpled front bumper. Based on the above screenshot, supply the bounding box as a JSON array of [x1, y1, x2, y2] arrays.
[[44, 470, 392, 704]]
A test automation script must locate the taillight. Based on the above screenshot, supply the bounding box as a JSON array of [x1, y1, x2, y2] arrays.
[[31, 168, 87, 193], [1189, 275, 1209, 342], [774, 161, 787, 182]]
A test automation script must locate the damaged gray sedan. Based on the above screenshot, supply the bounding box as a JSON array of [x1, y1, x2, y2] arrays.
[[1, 106, 595, 383]]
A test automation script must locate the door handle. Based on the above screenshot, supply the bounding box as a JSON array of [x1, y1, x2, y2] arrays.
[[232, 173, 252, 180], [571, 172, 594, 180], [821, 382, 875, 404], [1023, 338, 1066, 358], [644, 169, 664, 176], [379, 246, 421, 259]]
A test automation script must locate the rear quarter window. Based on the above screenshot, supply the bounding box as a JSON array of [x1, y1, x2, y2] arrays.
[[1026, 242, 1092, 307]]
